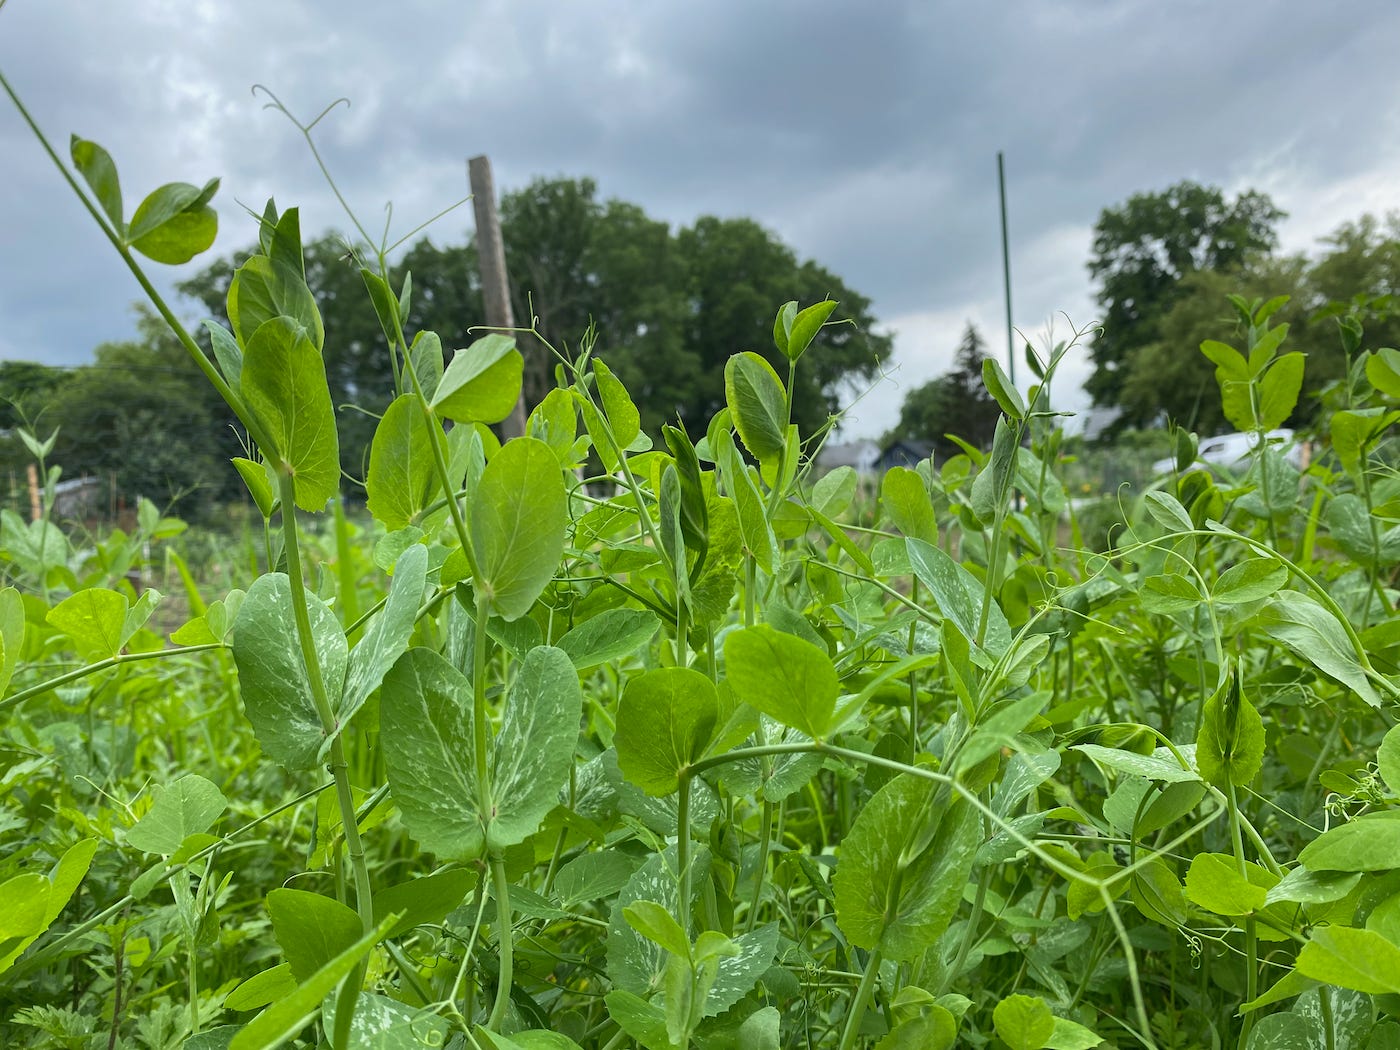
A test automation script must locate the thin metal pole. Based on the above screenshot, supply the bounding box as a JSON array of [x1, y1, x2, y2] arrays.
[[997, 151, 1015, 387]]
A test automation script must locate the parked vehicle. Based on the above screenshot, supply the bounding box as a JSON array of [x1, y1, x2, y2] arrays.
[[1151, 428, 1305, 476]]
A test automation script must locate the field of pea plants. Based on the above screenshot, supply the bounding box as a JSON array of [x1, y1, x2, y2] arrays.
[[3, 78, 1400, 1050]]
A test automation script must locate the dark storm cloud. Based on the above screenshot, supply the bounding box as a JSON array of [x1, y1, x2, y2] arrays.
[[2, 0, 1398, 433]]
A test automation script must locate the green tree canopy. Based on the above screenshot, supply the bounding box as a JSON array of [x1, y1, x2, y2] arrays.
[[1086, 180, 1284, 427], [884, 323, 999, 460]]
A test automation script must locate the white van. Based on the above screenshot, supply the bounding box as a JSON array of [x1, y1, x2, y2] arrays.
[[1151, 429, 1305, 476]]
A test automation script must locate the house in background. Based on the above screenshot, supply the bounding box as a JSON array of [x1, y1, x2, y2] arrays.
[[814, 439, 880, 476], [875, 439, 935, 473]]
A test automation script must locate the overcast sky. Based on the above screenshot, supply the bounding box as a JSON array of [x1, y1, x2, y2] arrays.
[[3, 0, 1399, 440]]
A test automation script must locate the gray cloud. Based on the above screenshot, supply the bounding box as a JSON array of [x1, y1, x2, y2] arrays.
[[3, 0, 1398, 436]]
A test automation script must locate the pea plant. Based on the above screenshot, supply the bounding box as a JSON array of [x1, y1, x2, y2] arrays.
[[3, 71, 1400, 1050]]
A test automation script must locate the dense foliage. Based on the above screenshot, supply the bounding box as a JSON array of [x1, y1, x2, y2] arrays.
[[4, 83, 1400, 1050]]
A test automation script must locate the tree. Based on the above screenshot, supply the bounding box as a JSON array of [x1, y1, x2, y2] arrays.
[[884, 323, 999, 460], [1086, 181, 1284, 427]]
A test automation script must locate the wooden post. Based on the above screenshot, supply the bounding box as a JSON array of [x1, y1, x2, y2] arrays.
[[468, 154, 528, 440], [26, 463, 40, 522]]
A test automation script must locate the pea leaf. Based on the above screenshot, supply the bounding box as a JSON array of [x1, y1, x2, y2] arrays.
[[366, 394, 441, 531], [128, 180, 218, 264], [724, 352, 786, 463], [127, 775, 227, 855], [70, 136, 123, 231], [556, 609, 660, 672], [615, 667, 722, 796], [0, 586, 23, 697], [470, 438, 567, 621], [992, 994, 1055, 1050], [47, 587, 128, 659], [1184, 853, 1269, 916], [1257, 593, 1379, 707], [227, 252, 323, 352], [724, 625, 838, 739], [372, 868, 477, 939], [1299, 812, 1400, 872], [783, 299, 838, 363], [1195, 671, 1265, 788], [233, 573, 349, 771], [1258, 352, 1306, 430], [834, 775, 980, 961], [431, 334, 522, 424], [321, 992, 452, 1049], [882, 467, 938, 543], [1213, 559, 1288, 605], [241, 316, 340, 512], [594, 359, 640, 450], [266, 888, 361, 982], [1297, 926, 1400, 994]]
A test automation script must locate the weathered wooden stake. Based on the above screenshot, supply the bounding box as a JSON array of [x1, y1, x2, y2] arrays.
[[468, 154, 527, 440]]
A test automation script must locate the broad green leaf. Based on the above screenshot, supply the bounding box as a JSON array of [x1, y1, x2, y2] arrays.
[[1367, 347, 1400, 398], [615, 667, 722, 796], [716, 429, 778, 575], [486, 644, 583, 851], [1297, 926, 1400, 994], [834, 775, 980, 961], [1379, 724, 1400, 796], [1331, 408, 1400, 480], [406, 330, 443, 401], [1143, 490, 1194, 533], [128, 180, 218, 264], [0, 838, 98, 974], [724, 625, 838, 739], [322, 992, 452, 1050], [724, 351, 786, 463], [380, 648, 483, 860], [527, 387, 578, 463], [554, 852, 642, 907], [1264, 867, 1361, 906], [874, 1010, 957, 1050], [812, 464, 857, 518], [431, 334, 522, 424], [1195, 670, 1265, 788], [1214, 559, 1288, 604], [982, 357, 1026, 419], [1201, 339, 1249, 380], [330, 543, 428, 754], [266, 888, 361, 982], [359, 267, 402, 348], [1139, 573, 1202, 614], [783, 299, 838, 362], [47, 587, 128, 659], [624, 899, 690, 957], [607, 844, 706, 995], [241, 316, 340, 511], [224, 963, 297, 1011], [70, 136, 123, 230], [366, 395, 440, 530], [703, 922, 778, 1017], [658, 464, 688, 600], [229, 913, 395, 1050], [470, 438, 567, 621], [233, 573, 349, 770], [594, 359, 640, 449], [993, 993, 1055, 1050], [604, 990, 671, 1050], [906, 537, 1012, 657], [372, 867, 477, 939], [1299, 812, 1400, 872], [227, 252, 323, 352], [127, 774, 227, 855], [1240, 967, 1318, 1013], [772, 300, 798, 356], [1258, 352, 1305, 430], [1045, 1017, 1104, 1050], [0, 586, 22, 696], [1130, 857, 1188, 926], [1257, 593, 1379, 706], [1185, 853, 1268, 915], [882, 466, 937, 542], [0, 874, 49, 941], [556, 608, 660, 671]]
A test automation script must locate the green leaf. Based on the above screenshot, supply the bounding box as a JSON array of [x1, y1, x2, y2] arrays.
[[232, 457, 276, 519], [70, 136, 123, 231], [486, 644, 583, 851], [882, 467, 938, 543], [772, 300, 798, 356], [874, 1010, 958, 1050], [0, 838, 97, 974], [615, 667, 722, 796], [1299, 812, 1400, 872], [227, 252, 323, 353], [127, 774, 227, 855], [1379, 724, 1400, 796], [1213, 559, 1288, 605], [982, 357, 1026, 420], [1330, 408, 1400, 480], [1367, 347, 1400, 398], [783, 299, 838, 362], [407, 330, 444, 402], [624, 899, 691, 958], [265, 888, 361, 982], [905, 537, 1012, 657], [431, 334, 522, 424], [1143, 490, 1194, 533], [834, 775, 980, 961], [128, 180, 218, 263], [359, 267, 402, 348], [1196, 670, 1265, 788], [556, 609, 660, 671], [1072, 744, 1198, 783], [229, 913, 395, 1050], [470, 438, 568, 621], [1045, 1017, 1104, 1049], [716, 429, 778, 575], [724, 625, 838, 739], [1257, 593, 1379, 707], [1263, 868, 1361, 906], [366, 395, 440, 531], [992, 994, 1056, 1050], [703, 922, 778, 1017], [372, 868, 476, 939], [1140, 573, 1203, 614], [0, 586, 22, 696], [322, 992, 452, 1050], [1201, 339, 1249, 381], [604, 990, 671, 1050], [594, 359, 640, 450], [1296, 926, 1400, 994], [241, 316, 340, 511], [232, 573, 349, 770], [1258, 352, 1305, 430], [724, 352, 787, 463], [0, 874, 50, 941], [380, 648, 484, 860], [607, 844, 706, 995], [554, 853, 641, 907], [47, 587, 128, 659], [1185, 853, 1268, 915], [224, 963, 297, 1011]]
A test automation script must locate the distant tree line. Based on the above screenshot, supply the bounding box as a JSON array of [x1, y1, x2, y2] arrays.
[[2, 176, 891, 517]]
